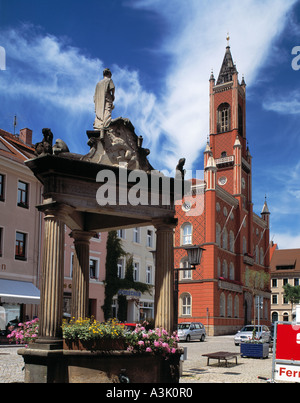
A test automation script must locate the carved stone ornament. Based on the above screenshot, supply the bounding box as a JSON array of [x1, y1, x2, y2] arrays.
[[82, 117, 154, 172]]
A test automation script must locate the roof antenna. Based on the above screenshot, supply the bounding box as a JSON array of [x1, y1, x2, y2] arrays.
[[13, 115, 17, 135]]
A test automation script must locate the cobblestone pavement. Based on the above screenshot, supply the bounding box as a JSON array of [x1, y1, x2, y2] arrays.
[[0, 346, 24, 383], [0, 336, 275, 383], [179, 335, 274, 383]]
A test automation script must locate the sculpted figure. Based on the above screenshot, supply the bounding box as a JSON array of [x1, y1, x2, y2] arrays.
[[93, 68, 115, 130]]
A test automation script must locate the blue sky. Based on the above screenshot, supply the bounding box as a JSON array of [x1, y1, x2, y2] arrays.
[[0, 0, 300, 249]]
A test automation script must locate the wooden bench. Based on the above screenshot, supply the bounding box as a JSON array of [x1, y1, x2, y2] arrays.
[[202, 351, 239, 367]]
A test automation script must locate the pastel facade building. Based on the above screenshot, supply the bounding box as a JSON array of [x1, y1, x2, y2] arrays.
[[175, 45, 271, 335], [114, 227, 155, 323], [270, 248, 300, 323], [0, 128, 42, 332]]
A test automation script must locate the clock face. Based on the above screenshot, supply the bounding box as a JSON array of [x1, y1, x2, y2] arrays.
[[182, 201, 191, 212], [218, 176, 227, 186]]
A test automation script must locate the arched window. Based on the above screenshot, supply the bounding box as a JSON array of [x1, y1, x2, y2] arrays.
[[222, 227, 228, 250], [216, 223, 221, 246], [243, 237, 247, 254], [260, 248, 264, 265], [217, 258, 221, 278], [181, 223, 192, 245], [217, 103, 231, 133], [227, 294, 233, 317], [229, 262, 235, 280], [283, 312, 289, 322], [222, 260, 228, 278], [255, 245, 259, 264], [220, 293, 226, 317], [229, 231, 235, 253], [234, 295, 239, 318], [181, 293, 192, 316]]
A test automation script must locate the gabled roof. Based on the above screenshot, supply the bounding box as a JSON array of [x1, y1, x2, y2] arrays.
[[216, 46, 237, 85], [0, 129, 35, 164], [270, 249, 300, 273]]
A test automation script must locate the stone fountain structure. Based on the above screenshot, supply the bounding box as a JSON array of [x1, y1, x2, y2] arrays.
[[18, 68, 188, 383]]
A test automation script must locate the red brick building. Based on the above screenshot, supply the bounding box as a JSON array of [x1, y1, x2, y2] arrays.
[[175, 45, 271, 335]]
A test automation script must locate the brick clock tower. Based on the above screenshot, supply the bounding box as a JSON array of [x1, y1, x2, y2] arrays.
[[175, 41, 271, 336]]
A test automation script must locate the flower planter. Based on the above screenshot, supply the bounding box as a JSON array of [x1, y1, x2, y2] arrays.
[[240, 342, 269, 358], [63, 338, 126, 351]]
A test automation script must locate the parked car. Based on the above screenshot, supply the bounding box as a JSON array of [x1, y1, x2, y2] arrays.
[[234, 325, 271, 346], [178, 322, 206, 342]]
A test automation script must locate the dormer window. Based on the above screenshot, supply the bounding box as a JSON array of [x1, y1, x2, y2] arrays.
[[217, 103, 230, 133]]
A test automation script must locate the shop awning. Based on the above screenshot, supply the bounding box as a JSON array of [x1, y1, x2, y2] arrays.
[[0, 279, 40, 305]]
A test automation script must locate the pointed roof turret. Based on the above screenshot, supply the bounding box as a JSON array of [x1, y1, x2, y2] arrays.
[[216, 43, 237, 85], [261, 196, 270, 215]]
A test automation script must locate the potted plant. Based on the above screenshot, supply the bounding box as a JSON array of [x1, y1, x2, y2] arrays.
[[7, 318, 39, 346], [125, 323, 180, 358], [62, 317, 127, 351], [240, 331, 269, 359]]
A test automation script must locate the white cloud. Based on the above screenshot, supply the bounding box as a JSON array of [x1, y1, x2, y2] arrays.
[[0, 0, 297, 170], [129, 0, 297, 170], [263, 91, 300, 114], [272, 232, 300, 250]]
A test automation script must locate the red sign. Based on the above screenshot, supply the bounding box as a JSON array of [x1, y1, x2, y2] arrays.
[[276, 324, 300, 361]]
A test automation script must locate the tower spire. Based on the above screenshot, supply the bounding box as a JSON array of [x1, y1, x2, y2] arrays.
[[216, 36, 237, 85]]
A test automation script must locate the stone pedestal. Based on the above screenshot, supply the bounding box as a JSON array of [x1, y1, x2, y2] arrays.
[[154, 219, 177, 334], [69, 230, 95, 319]]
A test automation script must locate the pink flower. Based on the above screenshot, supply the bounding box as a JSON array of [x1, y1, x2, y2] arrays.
[[171, 348, 176, 354], [146, 347, 152, 352], [138, 340, 144, 346]]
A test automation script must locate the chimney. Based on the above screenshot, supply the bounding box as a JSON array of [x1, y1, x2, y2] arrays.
[[19, 128, 33, 145]]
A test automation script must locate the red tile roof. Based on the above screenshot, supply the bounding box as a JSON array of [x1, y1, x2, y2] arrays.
[[0, 128, 35, 164]]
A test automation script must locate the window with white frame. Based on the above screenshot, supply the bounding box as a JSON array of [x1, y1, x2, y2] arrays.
[[181, 259, 192, 280], [147, 229, 154, 248], [181, 293, 191, 316], [181, 223, 192, 245], [133, 261, 139, 281], [117, 259, 125, 279], [133, 227, 140, 243], [117, 229, 126, 239], [146, 265, 152, 284], [89, 259, 99, 280]]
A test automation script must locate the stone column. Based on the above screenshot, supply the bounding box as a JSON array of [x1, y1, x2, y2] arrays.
[[70, 230, 95, 320], [153, 219, 177, 334], [38, 209, 65, 345]]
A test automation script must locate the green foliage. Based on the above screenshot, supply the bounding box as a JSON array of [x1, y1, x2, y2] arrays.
[[283, 283, 300, 307]]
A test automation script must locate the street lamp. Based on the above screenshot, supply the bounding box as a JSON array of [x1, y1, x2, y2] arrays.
[[150, 245, 205, 331], [182, 245, 205, 269], [174, 245, 205, 331]]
